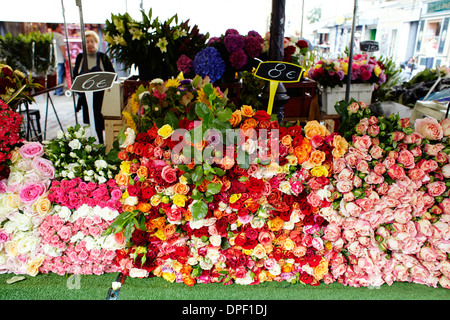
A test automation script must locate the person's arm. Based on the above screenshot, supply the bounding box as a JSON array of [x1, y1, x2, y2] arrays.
[[101, 53, 115, 72], [73, 54, 82, 78]]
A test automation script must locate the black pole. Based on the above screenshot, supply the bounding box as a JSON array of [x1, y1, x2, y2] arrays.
[[260, 0, 290, 122], [345, 0, 358, 102], [75, 0, 89, 74]]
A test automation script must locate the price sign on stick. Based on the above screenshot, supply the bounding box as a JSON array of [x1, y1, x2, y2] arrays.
[[254, 61, 304, 115], [71, 72, 117, 141], [360, 41, 379, 53]]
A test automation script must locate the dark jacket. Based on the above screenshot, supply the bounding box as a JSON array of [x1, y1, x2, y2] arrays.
[[73, 51, 115, 139]]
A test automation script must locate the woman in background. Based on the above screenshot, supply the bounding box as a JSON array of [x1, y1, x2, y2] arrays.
[[74, 30, 115, 144]]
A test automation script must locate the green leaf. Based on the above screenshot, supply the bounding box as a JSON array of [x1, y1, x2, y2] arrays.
[[192, 201, 208, 221], [191, 165, 204, 183], [216, 107, 232, 122], [164, 110, 179, 129], [206, 182, 222, 195], [195, 102, 211, 119]]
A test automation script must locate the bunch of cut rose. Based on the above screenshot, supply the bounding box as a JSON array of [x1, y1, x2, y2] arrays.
[[106, 82, 350, 287], [319, 99, 450, 289], [0, 142, 55, 276]]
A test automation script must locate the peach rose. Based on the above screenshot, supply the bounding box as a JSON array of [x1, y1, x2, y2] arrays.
[[332, 135, 348, 158], [440, 118, 450, 137], [304, 120, 330, 139], [312, 257, 329, 280], [115, 171, 130, 187]]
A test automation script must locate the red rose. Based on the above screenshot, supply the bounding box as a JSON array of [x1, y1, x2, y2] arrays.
[[175, 246, 189, 257], [127, 184, 140, 197], [131, 229, 147, 246], [237, 208, 249, 217], [297, 40, 308, 49], [242, 239, 257, 250], [279, 210, 292, 222], [308, 255, 322, 267], [136, 132, 151, 143], [235, 233, 247, 246], [299, 273, 313, 284], [272, 247, 283, 261], [253, 110, 271, 122], [244, 227, 258, 240], [245, 177, 264, 193], [141, 186, 155, 200]]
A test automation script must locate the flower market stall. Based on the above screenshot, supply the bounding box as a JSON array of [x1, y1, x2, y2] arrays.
[[1, 6, 450, 301]]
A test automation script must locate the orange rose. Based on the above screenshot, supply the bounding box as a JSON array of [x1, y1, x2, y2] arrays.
[[184, 210, 192, 221], [220, 156, 235, 170], [244, 117, 258, 128], [125, 144, 135, 154], [164, 224, 177, 237], [229, 110, 242, 127], [293, 245, 307, 257], [136, 202, 152, 213], [174, 183, 190, 195], [281, 135, 293, 147], [214, 209, 224, 219], [180, 265, 192, 275], [115, 171, 130, 187], [307, 150, 326, 166], [182, 275, 196, 287], [240, 105, 255, 118], [122, 204, 136, 212], [281, 263, 293, 273], [267, 216, 284, 232], [304, 120, 330, 139], [294, 146, 310, 164], [151, 217, 166, 230]]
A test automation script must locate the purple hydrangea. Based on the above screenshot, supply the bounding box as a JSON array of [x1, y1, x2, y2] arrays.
[[176, 54, 193, 74], [193, 47, 226, 82], [229, 49, 248, 70], [224, 33, 245, 53], [244, 35, 263, 59]]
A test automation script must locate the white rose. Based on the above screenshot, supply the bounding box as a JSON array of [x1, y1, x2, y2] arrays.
[[85, 145, 92, 153], [17, 236, 39, 254], [56, 130, 64, 139], [68, 139, 82, 150], [199, 258, 213, 270], [279, 180, 292, 194], [209, 234, 222, 247], [95, 159, 108, 170], [123, 196, 138, 206], [129, 268, 149, 278], [120, 128, 136, 148], [14, 214, 33, 232], [57, 205, 72, 221]]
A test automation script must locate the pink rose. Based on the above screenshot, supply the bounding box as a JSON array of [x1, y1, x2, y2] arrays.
[[32, 157, 55, 179], [393, 207, 412, 224], [364, 171, 384, 185], [403, 132, 423, 145], [57, 226, 72, 240], [440, 118, 450, 137], [397, 150, 415, 169], [424, 143, 445, 156], [393, 265, 410, 282], [333, 158, 346, 173], [368, 125, 380, 137], [306, 192, 322, 207], [415, 117, 443, 140], [417, 159, 439, 173], [323, 223, 341, 242], [348, 102, 360, 113], [352, 135, 372, 151], [19, 142, 44, 159], [258, 231, 274, 246], [356, 160, 369, 173], [166, 206, 183, 224], [426, 181, 446, 197], [161, 165, 178, 184], [355, 198, 374, 211], [439, 198, 450, 214], [388, 164, 406, 180], [336, 180, 353, 193], [19, 183, 47, 204], [337, 168, 354, 180], [373, 163, 386, 175], [408, 168, 425, 181], [369, 145, 384, 159], [419, 246, 438, 262], [392, 131, 405, 141]]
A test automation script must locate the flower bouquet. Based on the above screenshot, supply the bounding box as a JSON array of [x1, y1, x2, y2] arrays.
[[0, 141, 55, 276], [0, 64, 37, 108], [308, 54, 387, 89], [43, 124, 120, 184], [193, 29, 264, 83], [39, 178, 124, 276], [0, 99, 24, 180], [104, 10, 209, 80], [320, 100, 450, 288]]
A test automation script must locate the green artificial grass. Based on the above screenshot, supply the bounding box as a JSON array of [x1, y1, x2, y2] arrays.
[[0, 272, 449, 301]]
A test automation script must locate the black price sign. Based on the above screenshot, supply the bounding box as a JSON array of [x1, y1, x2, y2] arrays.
[[254, 61, 304, 83], [360, 41, 379, 52], [71, 72, 117, 93]]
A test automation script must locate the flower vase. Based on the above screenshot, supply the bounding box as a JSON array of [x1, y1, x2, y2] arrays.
[[320, 83, 374, 115]]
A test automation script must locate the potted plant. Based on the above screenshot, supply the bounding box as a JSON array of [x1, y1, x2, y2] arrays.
[[307, 53, 387, 115]]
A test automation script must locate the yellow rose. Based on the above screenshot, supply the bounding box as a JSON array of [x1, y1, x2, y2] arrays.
[[173, 194, 187, 207], [242, 249, 253, 255], [267, 217, 284, 232], [286, 155, 298, 166], [304, 120, 330, 139], [229, 193, 241, 204], [157, 124, 174, 139], [154, 229, 166, 241], [136, 246, 147, 254], [179, 175, 188, 185], [252, 244, 267, 259], [312, 257, 329, 280], [150, 194, 162, 206], [2, 193, 21, 210], [374, 65, 381, 76], [162, 272, 176, 283], [311, 165, 329, 177], [325, 241, 333, 251], [283, 238, 295, 251], [172, 260, 183, 272], [258, 270, 269, 283], [120, 161, 131, 174]]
